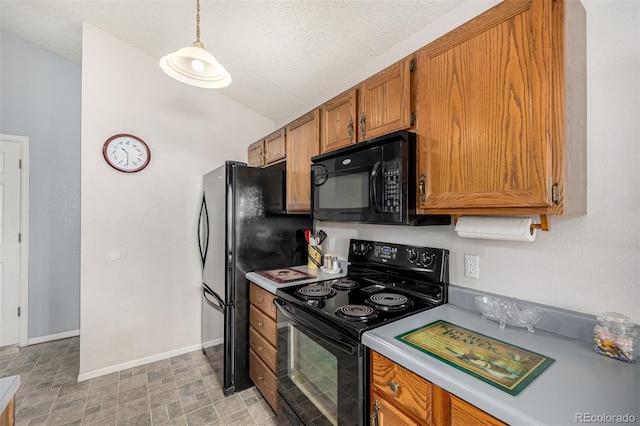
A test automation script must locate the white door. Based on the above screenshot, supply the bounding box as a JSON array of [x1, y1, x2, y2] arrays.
[[0, 140, 22, 347]]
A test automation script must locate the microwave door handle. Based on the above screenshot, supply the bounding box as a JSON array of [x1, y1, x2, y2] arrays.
[[370, 161, 382, 213]]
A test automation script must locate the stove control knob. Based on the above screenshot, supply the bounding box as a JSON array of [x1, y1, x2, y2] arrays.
[[352, 242, 360, 254], [359, 243, 369, 255], [421, 252, 435, 267], [407, 249, 419, 263]]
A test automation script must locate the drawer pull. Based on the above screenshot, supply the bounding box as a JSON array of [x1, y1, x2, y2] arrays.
[[257, 345, 263, 353], [258, 375, 264, 382], [371, 399, 379, 426], [258, 322, 264, 328], [389, 381, 400, 393], [257, 296, 264, 303]]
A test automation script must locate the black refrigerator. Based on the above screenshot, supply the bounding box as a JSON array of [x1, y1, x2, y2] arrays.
[[199, 161, 311, 396]]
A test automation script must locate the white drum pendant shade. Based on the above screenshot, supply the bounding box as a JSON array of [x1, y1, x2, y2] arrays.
[[160, 43, 231, 89]]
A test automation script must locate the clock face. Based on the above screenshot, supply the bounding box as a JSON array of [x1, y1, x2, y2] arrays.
[[103, 134, 151, 173]]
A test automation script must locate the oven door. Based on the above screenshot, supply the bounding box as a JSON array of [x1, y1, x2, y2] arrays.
[[274, 299, 364, 426], [312, 145, 384, 223]]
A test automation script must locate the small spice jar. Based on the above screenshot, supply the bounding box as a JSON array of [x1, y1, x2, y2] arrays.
[[593, 312, 637, 363]]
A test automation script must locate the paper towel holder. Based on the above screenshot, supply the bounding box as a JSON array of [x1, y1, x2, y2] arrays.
[[453, 215, 550, 234]]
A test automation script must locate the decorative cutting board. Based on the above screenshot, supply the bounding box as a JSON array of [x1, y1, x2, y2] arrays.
[[254, 267, 316, 284], [396, 320, 554, 396]]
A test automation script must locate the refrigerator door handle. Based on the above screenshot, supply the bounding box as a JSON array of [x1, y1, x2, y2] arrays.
[[198, 195, 210, 267], [203, 283, 224, 313]]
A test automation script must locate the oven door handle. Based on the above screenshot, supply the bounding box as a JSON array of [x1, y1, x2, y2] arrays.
[[274, 299, 358, 356]]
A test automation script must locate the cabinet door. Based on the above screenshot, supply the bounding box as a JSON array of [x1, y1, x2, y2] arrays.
[[264, 128, 286, 164], [371, 393, 423, 426], [286, 109, 320, 212], [321, 89, 357, 153], [359, 58, 412, 142], [371, 351, 432, 424], [247, 140, 264, 167], [449, 394, 507, 426], [416, 0, 554, 212]]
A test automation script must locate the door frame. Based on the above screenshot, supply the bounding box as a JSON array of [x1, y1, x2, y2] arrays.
[[1, 134, 29, 347]]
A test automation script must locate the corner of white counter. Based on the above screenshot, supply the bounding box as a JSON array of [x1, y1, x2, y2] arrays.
[[0, 375, 21, 415]]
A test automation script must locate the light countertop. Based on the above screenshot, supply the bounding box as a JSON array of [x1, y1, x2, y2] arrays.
[[0, 375, 20, 415], [246, 261, 348, 294], [362, 304, 639, 426]]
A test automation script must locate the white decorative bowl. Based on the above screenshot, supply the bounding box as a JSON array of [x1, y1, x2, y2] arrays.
[[475, 296, 542, 333]]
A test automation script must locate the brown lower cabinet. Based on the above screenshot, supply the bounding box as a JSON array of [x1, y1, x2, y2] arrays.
[[1, 397, 15, 426], [370, 350, 506, 426], [248, 282, 278, 412]]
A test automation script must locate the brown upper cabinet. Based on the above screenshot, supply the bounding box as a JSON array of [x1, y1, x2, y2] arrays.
[[248, 128, 286, 168], [247, 139, 264, 167], [358, 57, 413, 142], [264, 128, 286, 165], [320, 89, 357, 153], [415, 0, 586, 215], [286, 109, 320, 213]]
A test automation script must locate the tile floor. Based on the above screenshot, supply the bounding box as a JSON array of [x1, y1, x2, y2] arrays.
[[0, 337, 277, 426]]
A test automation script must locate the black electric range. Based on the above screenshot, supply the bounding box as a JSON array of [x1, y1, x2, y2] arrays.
[[276, 238, 449, 340], [275, 239, 449, 426]]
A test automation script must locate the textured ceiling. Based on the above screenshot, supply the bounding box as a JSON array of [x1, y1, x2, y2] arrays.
[[0, 0, 463, 122]]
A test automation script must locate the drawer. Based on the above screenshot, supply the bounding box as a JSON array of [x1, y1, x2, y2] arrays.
[[449, 394, 506, 426], [249, 326, 277, 373], [249, 304, 277, 347], [249, 282, 276, 320], [371, 350, 432, 423], [250, 348, 278, 412]]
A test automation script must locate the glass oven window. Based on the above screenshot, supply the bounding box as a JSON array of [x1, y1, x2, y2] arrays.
[[318, 170, 369, 210], [288, 325, 338, 425]]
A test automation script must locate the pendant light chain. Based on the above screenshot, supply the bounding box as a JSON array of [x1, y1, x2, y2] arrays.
[[196, 0, 201, 43], [194, 0, 203, 48]]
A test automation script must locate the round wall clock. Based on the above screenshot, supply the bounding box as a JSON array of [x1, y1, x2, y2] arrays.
[[103, 134, 151, 173]]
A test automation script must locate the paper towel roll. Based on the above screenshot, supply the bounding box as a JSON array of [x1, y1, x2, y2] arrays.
[[455, 216, 536, 242]]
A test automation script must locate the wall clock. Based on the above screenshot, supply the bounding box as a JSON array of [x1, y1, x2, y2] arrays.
[[103, 134, 151, 173]]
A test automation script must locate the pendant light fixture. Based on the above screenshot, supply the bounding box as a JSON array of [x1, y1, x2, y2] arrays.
[[159, 0, 231, 88]]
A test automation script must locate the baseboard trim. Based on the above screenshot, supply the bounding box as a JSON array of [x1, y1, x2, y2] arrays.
[[77, 343, 205, 382], [27, 329, 80, 345]]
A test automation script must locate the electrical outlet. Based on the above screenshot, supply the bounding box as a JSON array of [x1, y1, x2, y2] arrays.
[[464, 254, 480, 279]]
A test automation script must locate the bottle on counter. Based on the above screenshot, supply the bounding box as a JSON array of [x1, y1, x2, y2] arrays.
[[593, 312, 637, 363]]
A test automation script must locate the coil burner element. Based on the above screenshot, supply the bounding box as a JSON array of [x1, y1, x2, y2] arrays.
[[331, 278, 360, 290], [335, 305, 378, 321], [367, 293, 413, 312], [295, 285, 336, 300]]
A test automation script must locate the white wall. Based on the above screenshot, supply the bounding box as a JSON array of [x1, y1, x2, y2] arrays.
[[79, 22, 274, 379], [305, 0, 640, 323], [0, 31, 81, 340]]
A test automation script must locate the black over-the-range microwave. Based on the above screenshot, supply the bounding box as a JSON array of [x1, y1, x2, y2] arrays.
[[311, 131, 451, 226]]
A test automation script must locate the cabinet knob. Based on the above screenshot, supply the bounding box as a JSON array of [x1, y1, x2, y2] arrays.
[[389, 381, 400, 393], [360, 112, 367, 140], [258, 375, 263, 382], [258, 322, 264, 328], [348, 116, 354, 143], [257, 296, 263, 303], [257, 345, 263, 353]]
